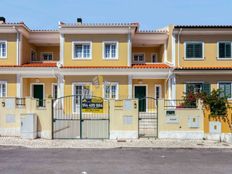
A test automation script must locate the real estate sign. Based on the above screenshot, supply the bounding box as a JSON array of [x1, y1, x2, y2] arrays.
[[82, 98, 104, 113]]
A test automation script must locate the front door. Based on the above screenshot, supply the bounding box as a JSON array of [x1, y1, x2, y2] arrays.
[[32, 84, 44, 107], [135, 86, 146, 112]]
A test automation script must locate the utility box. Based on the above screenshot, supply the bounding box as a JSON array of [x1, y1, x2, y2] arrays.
[[20, 113, 37, 139]]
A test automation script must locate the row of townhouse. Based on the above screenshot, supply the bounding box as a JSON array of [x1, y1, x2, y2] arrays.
[[0, 17, 232, 111]]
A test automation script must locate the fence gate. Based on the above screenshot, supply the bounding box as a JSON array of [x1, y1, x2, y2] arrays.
[[52, 95, 109, 139], [138, 97, 158, 138]]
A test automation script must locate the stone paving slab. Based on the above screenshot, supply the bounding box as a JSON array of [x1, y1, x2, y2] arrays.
[[0, 137, 231, 149]]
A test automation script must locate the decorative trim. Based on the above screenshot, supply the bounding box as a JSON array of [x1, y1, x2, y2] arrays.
[[159, 131, 204, 139]]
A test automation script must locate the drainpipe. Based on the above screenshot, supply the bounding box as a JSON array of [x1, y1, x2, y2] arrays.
[[177, 28, 182, 67], [13, 26, 20, 65], [128, 26, 132, 67]]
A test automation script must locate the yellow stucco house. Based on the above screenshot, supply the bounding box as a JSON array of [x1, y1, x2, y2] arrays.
[[0, 18, 231, 140]]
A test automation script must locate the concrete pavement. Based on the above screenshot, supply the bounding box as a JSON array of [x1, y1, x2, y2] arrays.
[[0, 146, 232, 174]]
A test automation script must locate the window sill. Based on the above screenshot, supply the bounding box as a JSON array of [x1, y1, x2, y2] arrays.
[[217, 57, 232, 60], [72, 58, 92, 60], [184, 57, 205, 61], [103, 57, 119, 60]]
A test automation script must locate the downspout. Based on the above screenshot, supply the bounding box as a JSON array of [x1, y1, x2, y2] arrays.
[[128, 26, 132, 67], [177, 28, 182, 67], [13, 26, 20, 65]]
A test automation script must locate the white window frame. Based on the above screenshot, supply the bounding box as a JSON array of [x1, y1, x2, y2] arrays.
[[72, 82, 92, 113], [217, 41, 232, 60], [0, 81, 7, 97], [72, 41, 92, 60], [217, 81, 232, 100], [52, 83, 58, 99], [133, 53, 145, 64], [184, 41, 204, 60], [30, 49, 37, 62], [154, 84, 162, 99], [103, 41, 119, 60], [40, 52, 53, 61], [151, 53, 158, 63], [103, 82, 119, 99], [184, 81, 204, 94], [0, 40, 7, 59]]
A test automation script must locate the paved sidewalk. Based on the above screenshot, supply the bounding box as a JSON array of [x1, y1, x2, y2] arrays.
[[0, 137, 231, 148]]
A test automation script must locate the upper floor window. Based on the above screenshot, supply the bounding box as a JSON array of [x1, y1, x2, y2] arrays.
[[219, 82, 232, 99], [218, 42, 232, 59], [104, 82, 119, 99], [73, 41, 92, 59], [0, 41, 7, 58], [103, 42, 118, 59], [133, 53, 145, 64], [185, 42, 203, 59], [0, 81, 7, 97], [31, 49, 37, 61], [41, 52, 53, 61]]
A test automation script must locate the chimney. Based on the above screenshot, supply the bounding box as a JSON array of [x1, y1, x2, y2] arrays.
[[0, 17, 6, 24], [77, 18, 82, 24]]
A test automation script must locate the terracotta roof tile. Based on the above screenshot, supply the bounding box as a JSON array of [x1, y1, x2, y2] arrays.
[[175, 67, 232, 70], [21, 62, 57, 67]]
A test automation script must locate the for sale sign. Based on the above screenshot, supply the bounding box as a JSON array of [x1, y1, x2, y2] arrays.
[[82, 98, 103, 113]]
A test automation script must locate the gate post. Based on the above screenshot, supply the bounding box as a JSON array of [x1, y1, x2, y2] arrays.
[[79, 95, 82, 139], [51, 99, 54, 139]]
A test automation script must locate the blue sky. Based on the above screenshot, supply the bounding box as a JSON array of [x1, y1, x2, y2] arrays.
[[1, 0, 232, 30]]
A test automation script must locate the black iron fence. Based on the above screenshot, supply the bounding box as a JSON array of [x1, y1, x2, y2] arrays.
[[164, 99, 197, 109], [36, 99, 46, 108], [16, 98, 26, 107]]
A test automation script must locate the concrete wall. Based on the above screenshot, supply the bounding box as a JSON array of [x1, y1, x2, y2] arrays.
[[158, 99, 204, 139], [0, 98, 52, 139], [109, 99, 138, 139]]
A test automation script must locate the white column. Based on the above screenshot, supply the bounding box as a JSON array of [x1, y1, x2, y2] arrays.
[[57, 75, 64, 98], [60, 34, 64, 65], [16, 75, 22, 98], [168, 78, 172, 100], [164, 42, 167, 63], [171, 75, 176, 100], [128, 75, 133, 99], [172, 34, 176, 66]]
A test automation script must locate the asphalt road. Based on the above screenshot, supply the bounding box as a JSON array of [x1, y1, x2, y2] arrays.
[[0, 146, 231, 174]]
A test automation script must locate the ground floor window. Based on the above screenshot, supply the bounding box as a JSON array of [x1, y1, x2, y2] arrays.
[[155, 85, 162, 99], [185, 82, 211, 95], [104, 82, 119, 99], [0, 81, 7, 97], [219, 82, 232, 99], [73, 83, 92, 112]]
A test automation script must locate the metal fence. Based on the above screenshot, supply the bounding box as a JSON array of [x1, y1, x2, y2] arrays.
[[52, 95, 109, 139], [15, 98, 26, 107], [164, 99, 197, 109]]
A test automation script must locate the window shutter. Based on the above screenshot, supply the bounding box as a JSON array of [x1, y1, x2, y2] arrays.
[[202, 83, 211, 95]]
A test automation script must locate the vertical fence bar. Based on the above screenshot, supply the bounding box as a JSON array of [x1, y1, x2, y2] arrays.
[[51, 99, 54, 139]]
